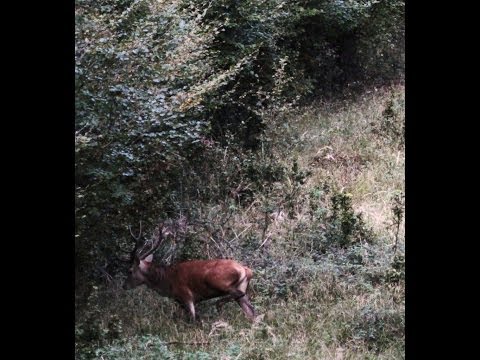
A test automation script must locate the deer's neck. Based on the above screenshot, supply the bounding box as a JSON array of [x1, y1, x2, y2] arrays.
[[145, 264, 171, 296]]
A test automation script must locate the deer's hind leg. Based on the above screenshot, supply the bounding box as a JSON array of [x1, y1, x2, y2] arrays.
[[231, 274, 256, 321]]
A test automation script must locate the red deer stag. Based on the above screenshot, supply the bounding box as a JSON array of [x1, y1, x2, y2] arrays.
[[123, 222, 256, 321]]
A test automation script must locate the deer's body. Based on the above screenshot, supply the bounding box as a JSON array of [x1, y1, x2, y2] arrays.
[[145, 260, 253, 301], [123, 223, 256, 321]]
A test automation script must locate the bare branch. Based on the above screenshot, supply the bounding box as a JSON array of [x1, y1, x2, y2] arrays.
[[127, 218, 187, 262], [128, 221, 144, 261], [129, 221, 143, 242], [138, 223, 165, 260]]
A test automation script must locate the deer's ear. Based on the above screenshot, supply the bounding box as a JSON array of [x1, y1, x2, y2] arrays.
[[139, 255, 153, 271], [144, 254, 153, 263]]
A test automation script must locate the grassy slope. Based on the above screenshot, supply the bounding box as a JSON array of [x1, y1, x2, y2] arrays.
[[76, 85, 405, 359], [287, 86, 404, 239]]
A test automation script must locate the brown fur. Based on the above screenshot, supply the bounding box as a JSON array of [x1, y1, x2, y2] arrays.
[[124, 259, 256, 321]]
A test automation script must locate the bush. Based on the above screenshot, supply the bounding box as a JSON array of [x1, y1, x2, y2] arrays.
[[372, 93, 405, 147], [75, 286, 124, 359], [326, 192, 374, 247], [385, 254, 405, 284]]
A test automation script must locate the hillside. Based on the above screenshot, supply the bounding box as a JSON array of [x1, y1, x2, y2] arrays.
[[75, 84, 405, 359]]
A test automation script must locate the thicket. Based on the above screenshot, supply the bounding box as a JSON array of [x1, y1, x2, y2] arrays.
[[75, 0, 404, 292]]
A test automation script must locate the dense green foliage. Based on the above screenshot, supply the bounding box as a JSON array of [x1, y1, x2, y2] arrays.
[[75, 0, 404, 358]]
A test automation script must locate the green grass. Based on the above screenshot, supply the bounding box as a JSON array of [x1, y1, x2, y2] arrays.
[[78, 265, 404, 359], [75, 85, 405, 359]]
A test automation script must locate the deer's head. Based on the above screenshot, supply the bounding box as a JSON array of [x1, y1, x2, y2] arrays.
[[123, 222, 164, 290]]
